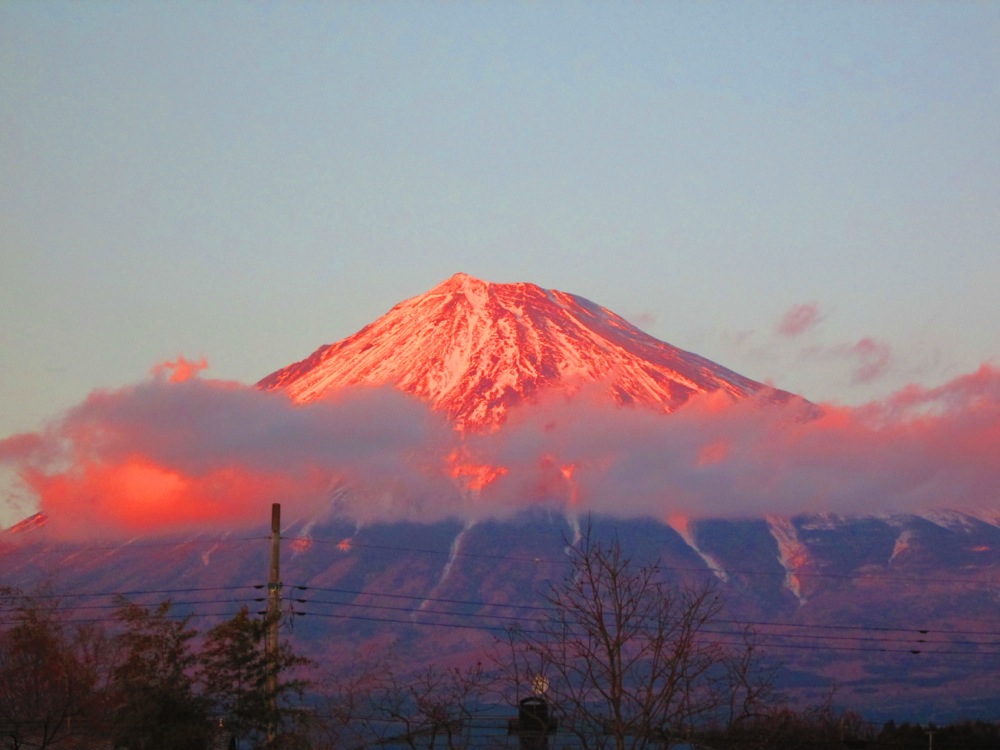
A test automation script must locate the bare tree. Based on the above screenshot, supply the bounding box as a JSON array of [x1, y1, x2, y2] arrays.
[[705, 695, 873, 750], [313, 657, 496, 750], [308, 664, 380, 750], [501, 523, 771, 750]]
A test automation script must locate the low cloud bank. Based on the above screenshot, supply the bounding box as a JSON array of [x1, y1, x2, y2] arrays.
[[2, 363, 999, 538]]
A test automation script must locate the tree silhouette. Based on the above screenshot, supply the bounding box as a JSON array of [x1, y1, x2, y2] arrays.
[[501, 523, 771, 750], [0, 589, 105, 750], [110, 599, 211, 750], [201, 606, 310, 749]]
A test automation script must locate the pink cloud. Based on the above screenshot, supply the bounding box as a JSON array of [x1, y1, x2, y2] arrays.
[[797, 336, 894, 387], [151, 355, 209, 383], [777, 302, 822, 337], [847, 337, 893, 383], [4, 378, 456, 536], [0, 432, 44, 463], [4, 363, 1000, 537]]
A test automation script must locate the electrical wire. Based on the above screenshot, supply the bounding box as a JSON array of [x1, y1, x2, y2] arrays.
[[283, 589, 1000, 656], [288, 583, 1000, 641], [1, 584, 260, 600], [4, 536, 999, 658], [7, 577, 998, 656], [0, 536, 268, 555], [288, 608, 1000, 657]]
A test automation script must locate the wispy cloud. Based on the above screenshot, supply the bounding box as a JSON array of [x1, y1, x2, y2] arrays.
[[801, 336, 894, 385], [719, 303, 902, 399], [776, 302, 822, 337], [846, 337, 893, 383]]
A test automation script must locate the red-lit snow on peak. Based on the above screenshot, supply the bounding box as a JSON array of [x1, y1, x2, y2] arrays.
[[6, 512, 47, 534], [257, 273, 781, 430]]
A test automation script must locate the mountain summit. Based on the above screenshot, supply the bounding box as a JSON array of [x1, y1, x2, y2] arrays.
[[257, 273, 778, 429]]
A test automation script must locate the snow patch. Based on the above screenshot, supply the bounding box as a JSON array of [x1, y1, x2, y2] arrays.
[[419, 522, 473, 611], [889, 530, 913, 565], [200, 543, 219, 566], [915, 510, 981, 532], [667, 517, 728, 582], [767, 516, 809, 605]]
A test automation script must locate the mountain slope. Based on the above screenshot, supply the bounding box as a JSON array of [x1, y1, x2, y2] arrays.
[[5, 510, 999, 722], [258, 273, 782, 429]]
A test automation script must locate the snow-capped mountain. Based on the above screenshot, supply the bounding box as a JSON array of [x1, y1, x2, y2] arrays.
[[4, 274, 999, 722], [257, 273, 784, 429]]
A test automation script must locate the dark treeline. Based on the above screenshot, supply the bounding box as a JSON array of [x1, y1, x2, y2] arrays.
[[0, 586, 308, 750], [3, 526, 998, 750], [701, 708, 1000, 750]]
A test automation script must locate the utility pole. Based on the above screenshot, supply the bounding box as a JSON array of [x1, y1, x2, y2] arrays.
[[266, 502, 281, 747]]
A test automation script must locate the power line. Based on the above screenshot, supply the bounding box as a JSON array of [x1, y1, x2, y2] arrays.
[[6, 529, 1000, 661], [7, 578, 1000, 653], [295, 594, 988, 647], [289, 583, 1000, 640], [0, 586, 1000, 657], [0, 607, 255, 627], [1, 584, 259, 601], [290, 608, 1000, 657], [0, 536, 268, 555], [285, 591, 1000, 655]]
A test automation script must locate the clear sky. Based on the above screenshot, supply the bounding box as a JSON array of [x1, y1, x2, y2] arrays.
[[1, 2, 998, 527]]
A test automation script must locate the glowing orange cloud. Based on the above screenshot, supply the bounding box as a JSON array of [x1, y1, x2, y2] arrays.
[[446, 447, 508, 493], [23, 455, 327, 537], [560, 462, 580, 505], [151, 356, 209, 383]]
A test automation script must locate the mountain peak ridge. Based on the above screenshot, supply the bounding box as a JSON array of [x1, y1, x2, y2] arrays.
[[257, 275, 781, 429]]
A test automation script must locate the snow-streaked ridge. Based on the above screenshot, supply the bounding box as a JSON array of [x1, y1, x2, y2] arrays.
[[667, 516, 729, 581], [419, 522, 473, 612], [889, 529, 914, 566], [258, 273, 784, 430], [767, 516, 810, 604]]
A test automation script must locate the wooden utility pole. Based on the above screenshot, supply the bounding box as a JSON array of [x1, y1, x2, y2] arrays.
[[266, 502, 281, 746]]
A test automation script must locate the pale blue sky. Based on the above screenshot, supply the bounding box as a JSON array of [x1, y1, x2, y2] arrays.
[[2, 0, 998, 449]]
